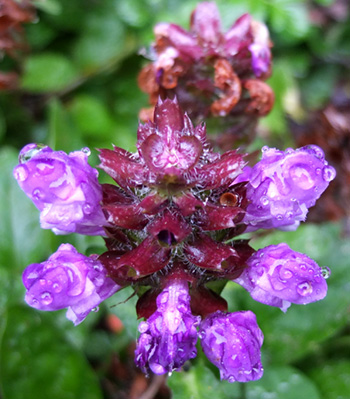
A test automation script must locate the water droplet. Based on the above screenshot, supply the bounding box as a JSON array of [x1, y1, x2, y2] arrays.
[[315, 168, 321, 175], [306, 145, 324, 160], [300, 264, 307, 272], [41, 292, 53, 305], [81, 147, 91, 156], [36, 162, 55, 175], [53, 283, 62, 293], [91, 306, 99, 312], [297, 282, 313, 296], [13, 165, 28, 182], [262, 146, 269, 153], [19, 143, 47, 163], [322, 165, 336, 182], [39, 279, 46, 286], [281, 269, 293, 280], [32, 188, 44, 200], [321, 266, 331, 279], [83, 203, 93, 214], [276, 214, 283, 221], [260, 196, 269, 206]]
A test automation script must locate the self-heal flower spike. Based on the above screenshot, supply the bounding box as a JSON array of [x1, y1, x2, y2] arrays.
[[237, 145, 336, 231], [235, 243, 329, 312], [23, 243, 120, 325], [13, 144, 107, 235], [135, 279, 200, 375], [200, 311, 264, 382]]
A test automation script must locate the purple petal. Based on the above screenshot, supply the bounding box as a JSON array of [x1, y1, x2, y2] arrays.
[[190, 2, 222, 47], [240, 145, 336, 231], [200, 311, 264, 382], [13, 144, 106, 235], [235, 243, 329, 311], [135, 279, 200, 374], [22, 243, 120, 325]]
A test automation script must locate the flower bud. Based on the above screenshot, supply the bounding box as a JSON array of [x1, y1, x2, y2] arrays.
[[235, 243, 329, 311], [238, 145, 336, 231], [200, 311, 264, 382], [13, 144, 106, 235], [22, 243, 120, 324], [135, 279, 200, 375]]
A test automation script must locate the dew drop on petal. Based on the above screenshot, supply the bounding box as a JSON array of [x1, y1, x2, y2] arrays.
[[83, 203, 93, 215], [91, 306, 99, 312], [13, 165, 28, 182], [36, 162, 55, 175], [41, 292, 53, 305], [32, 188, 44, 200], [19, 143, 47, 163], [322, 166, 336, 182], [39, 278, 46, 286], [297, 282, 313, 296], [260, 196, 269, 206], [81, 147, 91, 156], [53, 283, 62, 293], [321, 266, 331, 279]]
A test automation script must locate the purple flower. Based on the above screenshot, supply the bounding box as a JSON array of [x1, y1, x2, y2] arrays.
[[235, 243, 329, 312], [248, 21, 271, 77], [22, 243, 120, 325], [13, 144, 107, 235], [200, 311, 264, 382], [236, 145, 336, 231], [135, 279, 200, 375]]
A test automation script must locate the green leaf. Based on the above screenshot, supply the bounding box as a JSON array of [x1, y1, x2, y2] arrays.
[[308, 360, 350, 399], [246, 366, 321, 399], [105, 286, 138, 339], [168, 362, 320, 399], [168, 362, 240, 399], [21, 53, 79, 93], [68, 95, 115, 140], [0, 306, 103, 399]]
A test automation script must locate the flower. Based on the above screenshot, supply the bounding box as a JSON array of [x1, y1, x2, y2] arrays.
[[22, 243, 120, 325], [13, 144, 107, 235], [236, 145, 336, 231], [135, 279, 200, 375], [235, 243, 329, 312], [138, 2, 274, 149], [200, 311, 264, 382], [15, 98, 335, 382]]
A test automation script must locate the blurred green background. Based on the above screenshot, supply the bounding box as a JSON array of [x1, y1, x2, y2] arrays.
[[0, 0, 349, 398]]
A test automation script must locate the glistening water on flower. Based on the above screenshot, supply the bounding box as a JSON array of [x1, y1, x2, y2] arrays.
[[13, 97, 335, 382]]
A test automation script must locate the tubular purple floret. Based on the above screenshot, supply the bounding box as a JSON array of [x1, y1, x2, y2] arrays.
[[236, 145, 336, 231], [135, 279, 200, 375], [22, 243, 120, 325], [235, 243, 329, 311], [200, 310, 264, 382], [13, 144, 107, 235]]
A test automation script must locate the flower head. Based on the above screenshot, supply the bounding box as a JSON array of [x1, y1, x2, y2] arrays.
[[138, 2, 274, 149], [13, 144, 106, 235], [22, 243, 120, 325], [235, 243, 329, 312], [200, 311, 264, 382]]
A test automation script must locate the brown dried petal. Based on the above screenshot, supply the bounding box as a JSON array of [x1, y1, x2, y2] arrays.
[[210, 58, 242, 116], [244, 79, 274, 116]]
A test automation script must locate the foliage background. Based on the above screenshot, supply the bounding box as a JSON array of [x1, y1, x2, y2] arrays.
[[0, 0, 349, 398]]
